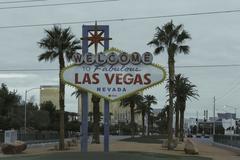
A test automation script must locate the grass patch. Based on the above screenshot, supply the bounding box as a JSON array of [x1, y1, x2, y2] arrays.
[[120, 135, 167, 144]]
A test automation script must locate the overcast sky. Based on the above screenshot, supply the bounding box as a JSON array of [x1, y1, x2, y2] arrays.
[[0, 0, 240, 119]]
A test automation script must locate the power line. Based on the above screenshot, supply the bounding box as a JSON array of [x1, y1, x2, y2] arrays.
[[0, 0, 119, 10], [0, 8, 240, 29], [0, 68, 58, 72], [176, 64, 240, 68], [216, 80, 240, 103], [1, 64, 240, 72], [0, 0, 47, 4]]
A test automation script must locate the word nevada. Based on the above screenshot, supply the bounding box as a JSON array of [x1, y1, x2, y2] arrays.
[[72, 51, 153, 65]]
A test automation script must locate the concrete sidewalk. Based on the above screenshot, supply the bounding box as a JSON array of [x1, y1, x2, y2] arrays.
[[191, 138, 239, 160]]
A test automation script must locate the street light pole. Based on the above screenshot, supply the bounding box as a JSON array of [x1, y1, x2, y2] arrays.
[[24, 90, 27, 134], [213, 96, 216, 135], [24, 87, 40, 134]]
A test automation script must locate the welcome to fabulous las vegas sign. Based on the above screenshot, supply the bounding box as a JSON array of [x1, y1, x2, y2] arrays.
[[61, 48, 166, 101]]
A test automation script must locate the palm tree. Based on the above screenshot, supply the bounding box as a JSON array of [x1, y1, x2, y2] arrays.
[[148, 20, 191, 149], [173, 74, 186, 138], [71, 90, 101, 144], [121, 94, 143, 138], [166, 75, 183, 138], [174, 100, 180, 138], [38, 25, 81, 150], [148, 113, 156, 135], [109, 112, 113, 125], [144, 95, 157, 136], [174, 74, 199, 141], [156, 105, 169, 134], [88, 112, 93, 123], [135, 99, 147, 136]]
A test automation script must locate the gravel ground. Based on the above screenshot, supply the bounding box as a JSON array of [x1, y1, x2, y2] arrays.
[[0, 136, 239, 160]]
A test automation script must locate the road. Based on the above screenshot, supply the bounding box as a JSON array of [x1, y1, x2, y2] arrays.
[[192, 136, 214, 145]]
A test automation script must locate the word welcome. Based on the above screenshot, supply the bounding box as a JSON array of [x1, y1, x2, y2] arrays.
[[72, 51, 153, 65]]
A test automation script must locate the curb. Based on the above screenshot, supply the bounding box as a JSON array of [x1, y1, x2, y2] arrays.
[[212, 142, 240, 153]]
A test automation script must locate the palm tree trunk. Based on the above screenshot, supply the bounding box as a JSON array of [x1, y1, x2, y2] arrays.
[[142, 111, 145, 136], [147, 111, 150, 136], [92, 95, 100, 144], [179, 110, 184, 141], [167, 55, 175, 149], [59, 53, 65, 150], [175, 100, 180, 138], [175, 109, 179, 138], [130, 103, 135, 138], [90, 115, 93, 123], [179, 102, 186, 142]]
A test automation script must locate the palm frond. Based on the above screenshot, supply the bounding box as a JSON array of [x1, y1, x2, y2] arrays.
[[173, 74, 199, 105], [154, 46, 164, 55], [163, 20, 174, 35], [120, 94, 143, 107], [148, 20, 191, 58], [176, 30, 191, 43], [71, 90, 81, 98], [38, 25, 81, 64], [38, 51, 56, 62], [179, 45, 190, 54], [172, 24, 183, 38]]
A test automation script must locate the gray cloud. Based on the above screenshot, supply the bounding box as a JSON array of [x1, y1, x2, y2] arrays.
[[0, 0, 240, 118]]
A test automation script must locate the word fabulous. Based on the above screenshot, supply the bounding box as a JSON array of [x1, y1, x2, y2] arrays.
[[72, 51, 153, 65]]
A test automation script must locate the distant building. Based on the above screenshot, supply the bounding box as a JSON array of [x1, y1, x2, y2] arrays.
[[209, 117, 215, 122], [217, 113, 236, 120], [77, 93, 142, 125], [152, 108, 162, 116], [77, 93, 116, 123], [184, 118, 197, 130], [67, 112, 79, 122], [40, 85, 59, 110]]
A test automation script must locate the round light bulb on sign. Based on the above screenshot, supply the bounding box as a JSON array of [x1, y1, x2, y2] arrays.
[[96, 52, 107, 65], [118, 52, 130, 65], [142, 52, 153, 65], [72, 53, 84, 64], [107, 52, 118, 65], [84, 52, 95, 65], [131, 52, 142, 65]]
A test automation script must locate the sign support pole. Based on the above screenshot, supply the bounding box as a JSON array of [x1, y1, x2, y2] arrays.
[[80, 25, 89, 152], [104, 99, 110, 152], [81, 92, 88, 152], [80, 23, 111, 152], [103, 25, 110, 152]]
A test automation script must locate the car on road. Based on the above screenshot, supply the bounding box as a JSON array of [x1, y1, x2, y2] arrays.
[[196, 134, 202, 138], [187, 133, 193, 138], [203, 134, 210, 138]]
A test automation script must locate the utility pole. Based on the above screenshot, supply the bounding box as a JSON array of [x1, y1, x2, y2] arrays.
[[213, 96, 216, 135], [24, 90, 27, 134], [196, 111, 199, 134]]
